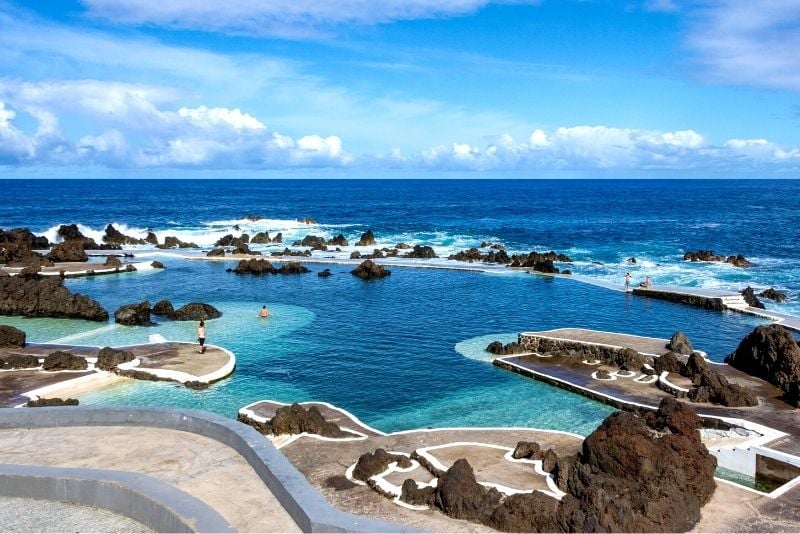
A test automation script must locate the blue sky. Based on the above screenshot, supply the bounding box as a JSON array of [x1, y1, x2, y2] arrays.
[[1, 0, 799, 177]]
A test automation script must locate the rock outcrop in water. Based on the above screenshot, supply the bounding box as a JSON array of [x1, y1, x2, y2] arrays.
[[172, 302, 221, 321], [277, 261, 310, 275], [399, 398, 715, 532], [509, 251, 572, 273], [155, 236, 197, 249], [725, 324, 800, 407], [327, 234, 348, 247], [351, 259, 390, 279], [233, 258, 277, 274], [47, 239, 88, 262], [683, 250, 752, 267], [114, 301, 154, 326], [103, 224, 145, 245], [448, 248, 511, 264], [0, 228, 51, 265], [759, 288, 789, 302], [485, 340, 523, 355], [405, 245, 437, 259], [1, 354, 39, 369], [0, 276, 108, 321], [355, 229, 376, 247], [251, 232, 271, 244], [0, 325, 26, 347], [740, 286, 765, 309]]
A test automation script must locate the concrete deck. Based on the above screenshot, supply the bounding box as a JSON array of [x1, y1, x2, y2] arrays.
[[0, 425, 299, 532], [0, 260, 148, 278]]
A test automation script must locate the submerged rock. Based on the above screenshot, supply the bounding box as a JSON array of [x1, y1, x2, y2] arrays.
[[725, 324, 800, 407], [0, 276, 108, 321], [0, 325, 26, 347]]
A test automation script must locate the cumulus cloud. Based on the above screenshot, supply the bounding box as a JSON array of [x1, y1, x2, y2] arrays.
[[0, 80, 350, 169], [404, 125, 800, 172], [80, 0, 540, 38], [686, 1, 800, 92]]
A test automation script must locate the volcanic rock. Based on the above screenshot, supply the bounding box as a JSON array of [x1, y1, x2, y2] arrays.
[[400, 479, 435, 507], [485, 340, 522, 355], [759, 288, 789, 302], [151, 261, 165, 269], [233, 258, 276, 275], [0, 276, 108, 321], [277, 261, 310, 275], [272, 232, 283, 243], [114, 301, 153, 326], [144, 232, 158, 245], [156, 236, 197, 249], [0, 325, 26, 347], [725, 324, 800, 406], [297, 235, 327, 250], [349, 251, 361, 259], [103, 224, 145, 245], [269, 403, 348, 438], [741, 287, 765, 309], [1, 354, 40, 369], [95, 347, 135, 371], [214, 234, 236, 247], [511, 441, 542, 460], [353, 448, 413, 482], [327, 234, 348, 247], [666, 331, 693, 355], [509, 251, 569, 273], [151, 300, 175, 318], [232, 242, 251, 255], [351, 260, 390, 279], [405, 245, 437, 259], [42, 351, 87, 371], [395, 243, 411, 249], [433, 459, 502, 524], [355, 229, 376, 247], [726, 254, 752, 267], [245, 214, 263, 221], [297, 217, 318, 224], [683, 250, 751, 267], [172, 302, 221, 321], [318, 269, 333, 277], [448, 248, 484, 262], [251, 232, 271, 244], [25, 397, 79, 407], [47, 239, 88, 262], [207, 248, 225, 257], [654, 351, 685, 374], [104, 255, 122, 267]]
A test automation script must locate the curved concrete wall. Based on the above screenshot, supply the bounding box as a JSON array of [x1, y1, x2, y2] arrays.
[[0, 406, 414, 533]]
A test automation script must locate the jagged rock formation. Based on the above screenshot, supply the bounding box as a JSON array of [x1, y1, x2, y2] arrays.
[[683, 250, 752, 267], [47, 240, 88, 262], [654, 351, 685, 374], [144, 232, 158, 245], [405, 245, 437, 259], [239, 403, 350, 439], [251, 232, 271, 244], [509, 251, 572, 273], [151, 300, 175, 318], [725, 324, 800, 407], [741, 286, 765, 309], [269, 248, 310, 258], [681, 353, 757, 406], [207, 248, 225, 257], [103, 255, 122, 267], [103, 224, 145, 245], [318, 268, 333, 278], [328, 234, 348, 247], [294, 235, 327, 250], [398, 398, 715, 532], [42, 351, 87, 371], [151, 261, 165, 269], [759, 288, 788, 302], [666, 331, 693, 355], [277, 261, 310, 275], [351, 260, 391, 279], [155, 236, 197, 249], [114, 301, 154, 326], [0, 228, 50, 265], [355, 229, 376, 247], [0, 325, 25, 347], [0, 276, 108, 321], [95, 347, 135, 371]]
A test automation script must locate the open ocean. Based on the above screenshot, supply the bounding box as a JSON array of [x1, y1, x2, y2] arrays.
[[1, 179, 798, 434]]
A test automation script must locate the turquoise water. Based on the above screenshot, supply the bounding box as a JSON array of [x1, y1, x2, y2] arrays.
[[3, 258, 768, 435], [715, 466, 784, 494]]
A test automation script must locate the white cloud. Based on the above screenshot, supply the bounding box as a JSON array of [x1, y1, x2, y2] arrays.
[[0, 101, 36, 163], [177, 106, 266, 131], [80, 0, 540, 38], [686, 1, 800, 92]]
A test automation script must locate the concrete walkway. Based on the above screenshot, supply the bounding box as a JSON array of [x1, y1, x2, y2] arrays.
[[0, 425, 300, 533], [0, 497, 151, 533]]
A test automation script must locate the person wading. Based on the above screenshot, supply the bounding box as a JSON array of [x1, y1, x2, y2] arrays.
[[197, 320, 206, 353]]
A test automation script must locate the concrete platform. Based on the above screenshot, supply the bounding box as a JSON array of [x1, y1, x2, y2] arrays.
[[0, 261, 151, 278], [0, 341, 235, 406]]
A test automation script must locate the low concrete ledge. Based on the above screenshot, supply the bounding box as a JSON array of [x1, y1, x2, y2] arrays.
[[0, 406, 413, 533], [0, 463, 233, 533]]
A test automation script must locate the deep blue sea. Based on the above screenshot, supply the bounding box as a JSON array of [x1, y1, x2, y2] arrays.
[[1, 179, 798, 434]]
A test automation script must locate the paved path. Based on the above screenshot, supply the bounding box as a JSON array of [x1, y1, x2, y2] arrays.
[[0, 426, 300, 532], [0, 497, 151, 533]]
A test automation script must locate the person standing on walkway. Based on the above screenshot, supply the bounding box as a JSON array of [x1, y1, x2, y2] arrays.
[[645, 275, 652, 289], [197, 320, 206, 353], [624, 272, 632, 291]]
